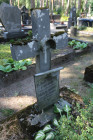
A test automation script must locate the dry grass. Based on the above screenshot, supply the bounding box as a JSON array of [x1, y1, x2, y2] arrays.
[[0, 117, 25, 140]]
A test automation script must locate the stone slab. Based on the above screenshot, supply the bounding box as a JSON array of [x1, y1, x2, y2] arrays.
[[3, 31, 26, 39], [0, 2, 21, 32], [31, 8, 50, 41], [10, 41, 39, 61], [53, 33, 68, 49], [34, 67, 63, 110]]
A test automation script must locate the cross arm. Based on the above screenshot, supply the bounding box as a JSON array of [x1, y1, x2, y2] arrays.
[[10, 40, 39, 61]]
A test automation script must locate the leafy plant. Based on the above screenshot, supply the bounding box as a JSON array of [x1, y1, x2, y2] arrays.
[[68, 40, 88, 50], [35, 98, 93, 140], [0, 58, 32, 73], [73, 42, 88, 50], [28, 30, 32, 38]]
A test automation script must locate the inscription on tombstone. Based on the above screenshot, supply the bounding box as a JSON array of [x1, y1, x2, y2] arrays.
[[35, 67, 63, 110]]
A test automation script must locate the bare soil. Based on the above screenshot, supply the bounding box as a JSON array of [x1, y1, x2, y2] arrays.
[[0, 51, 93, 121]]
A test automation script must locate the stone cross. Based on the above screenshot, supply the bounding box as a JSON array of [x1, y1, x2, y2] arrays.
[[11, 8, 67, 73], [10, 8, 65, 110]]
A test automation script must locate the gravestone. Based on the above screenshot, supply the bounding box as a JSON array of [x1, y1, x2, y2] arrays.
[[35, 67, 63, 110], [0, 2, 25, 39], [84, 65, 93, 83], [53, 33, 68, 49], [21, 6, 31, 25], [68, 6, 77, 28], [10, 8, 64, 110]]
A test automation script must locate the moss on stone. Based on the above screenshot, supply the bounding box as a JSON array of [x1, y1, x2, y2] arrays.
[[51, 31, 65, 38]]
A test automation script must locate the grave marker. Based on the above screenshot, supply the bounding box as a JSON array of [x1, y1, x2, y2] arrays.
[[10, 8, 64, 110], [68, 6, 77, 28], [0, 2, 25, 39], [35, 67, 63, 110]]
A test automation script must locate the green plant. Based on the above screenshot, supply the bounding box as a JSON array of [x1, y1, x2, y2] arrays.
[[78, 26, 87, 30], [0, 58, 32, 73], [0, 108, 14, 117], [60, 16, 68, 22], [28, 30, 32, 38], [73, 42, 88, 50], [35, 98, 93, 140], [35, 104, 71, 140], [68, 40, 88, 50]]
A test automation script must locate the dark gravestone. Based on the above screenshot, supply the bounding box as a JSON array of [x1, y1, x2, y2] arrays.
[[84, 65, 93, 83], [68, 6, 77, 28], [21, 6, 31, 25], [0, 2, 21, 32], [0, 2, 25, 39], [35, 67, 63, 110]]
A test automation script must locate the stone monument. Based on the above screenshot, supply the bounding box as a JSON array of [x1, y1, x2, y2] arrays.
[[10, 8, 65, 110], [0, 2, 25, 39], [68, 6, 77, 28]]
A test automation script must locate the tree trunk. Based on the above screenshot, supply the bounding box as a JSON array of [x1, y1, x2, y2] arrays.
[[37, 0, 40, 7], [41, 0, 44, 7], [46, 0, 48, 7], [84, 0, 88, 14], [10, 0, 12, 5], [78, 0, 81, 11], [18, 0, 19, 8], [75, 0, 76, 7], [66, 0, 70, 15], [31, 0, 35, 9]]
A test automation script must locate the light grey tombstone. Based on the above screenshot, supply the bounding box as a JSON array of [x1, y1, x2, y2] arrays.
[[34, 67, 63, 110], [53, 33, 68, 49], [0, 2, 21, 33]]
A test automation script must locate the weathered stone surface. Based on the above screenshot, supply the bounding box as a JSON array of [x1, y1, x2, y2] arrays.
[[53, 33, 68, 49], [10, 41, 39, 61], [31, 8, 50, 41], [34, 67, 63, 110], [84, 65, 93, 83], [70, 26, 77, 36], [0, 2, 21, 32]]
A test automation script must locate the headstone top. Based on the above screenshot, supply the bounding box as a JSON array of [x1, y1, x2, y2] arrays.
[[0, 2, 21, 33]]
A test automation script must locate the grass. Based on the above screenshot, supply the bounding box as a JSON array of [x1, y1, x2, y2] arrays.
[[0, 43, 11, 64], [78, 26, 93, 32], [0, 108, 14, 117]]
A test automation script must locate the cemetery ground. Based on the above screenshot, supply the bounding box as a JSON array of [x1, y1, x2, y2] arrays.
[[0, 46, 93, 139], [0, 43, 93, 119]]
